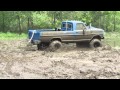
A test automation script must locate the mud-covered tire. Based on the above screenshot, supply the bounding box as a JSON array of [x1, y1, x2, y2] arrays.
[[89, 39, 102, 48], [37, 43, 49, 50], [49, 40, 62, 52], [76, 42, 89, 48]]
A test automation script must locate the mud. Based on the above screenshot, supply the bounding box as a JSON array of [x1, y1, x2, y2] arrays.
[[0, 39, 120, 79]]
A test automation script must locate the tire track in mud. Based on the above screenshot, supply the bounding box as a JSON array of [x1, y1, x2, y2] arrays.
[[4, 61, 20, 77]]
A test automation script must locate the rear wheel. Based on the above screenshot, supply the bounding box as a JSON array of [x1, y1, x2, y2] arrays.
[[89, 39, 102, 48], [49, 40, 62, 52], [37, 43, 49, 50]]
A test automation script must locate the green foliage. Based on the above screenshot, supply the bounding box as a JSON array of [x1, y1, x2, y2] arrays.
[[0, 11, 120, 33], [32, 12, 53, 28]]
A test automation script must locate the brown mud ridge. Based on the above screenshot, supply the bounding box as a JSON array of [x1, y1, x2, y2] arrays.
[[0, 39, 120, 79]]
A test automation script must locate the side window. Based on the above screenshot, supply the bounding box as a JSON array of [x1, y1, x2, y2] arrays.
[[62, 23, 72, 30], [76, 23, 85, 30]]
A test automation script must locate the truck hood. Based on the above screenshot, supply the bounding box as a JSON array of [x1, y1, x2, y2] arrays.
[[86, 26, 105, 36], [86, 26, 104, 31], [87, 26, 100, 29]]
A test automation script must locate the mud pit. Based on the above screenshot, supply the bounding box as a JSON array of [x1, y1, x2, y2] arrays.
[[0, 39, 120, 79]]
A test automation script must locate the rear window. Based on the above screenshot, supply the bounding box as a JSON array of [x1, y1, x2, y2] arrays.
[[62, 23, 72, 29]]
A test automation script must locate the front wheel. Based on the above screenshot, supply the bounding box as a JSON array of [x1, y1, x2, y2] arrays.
[[89, 39, 102, 48]]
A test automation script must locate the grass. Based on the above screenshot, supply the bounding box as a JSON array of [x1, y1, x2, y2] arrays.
[[0, 31, 120, 47], [0, 32, 27, 40], [104, 32, 120, 47]]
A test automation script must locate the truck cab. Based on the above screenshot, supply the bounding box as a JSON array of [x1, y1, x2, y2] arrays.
[[61, 21, 86, 31]]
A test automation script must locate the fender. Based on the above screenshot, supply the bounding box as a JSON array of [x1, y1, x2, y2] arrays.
[[91, 34, 104, 41], [50, 37, 62, 42]]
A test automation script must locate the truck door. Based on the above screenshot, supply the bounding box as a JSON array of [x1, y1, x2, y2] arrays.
[[74, 23, 85, 40], [75, 23, 90, 41], [75, 23, 91, 41]]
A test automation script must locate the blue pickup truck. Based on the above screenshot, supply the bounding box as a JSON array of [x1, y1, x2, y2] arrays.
[[28, 20, 104, 51]]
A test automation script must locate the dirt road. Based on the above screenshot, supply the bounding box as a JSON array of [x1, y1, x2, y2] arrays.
[[0, 39, 120, 79]]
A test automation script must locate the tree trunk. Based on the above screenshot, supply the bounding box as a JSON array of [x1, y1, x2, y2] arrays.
[[99, 16, 101, 28], [31, 18, 33, 29], [53, 12, 56, 27], [113, 12, 116, 31], [28, 17, 30, 30], [60, 11, 62, 22], [2, 11, 5, 32], [18, 15, 22, 35]]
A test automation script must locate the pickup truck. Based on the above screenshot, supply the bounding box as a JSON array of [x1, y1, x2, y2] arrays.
[[28, 20, 104, 51]]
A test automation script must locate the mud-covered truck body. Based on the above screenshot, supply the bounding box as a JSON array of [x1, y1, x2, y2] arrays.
[[28, 21, 104, 51]]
